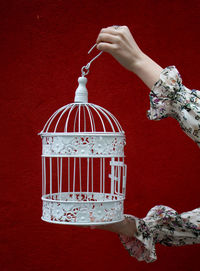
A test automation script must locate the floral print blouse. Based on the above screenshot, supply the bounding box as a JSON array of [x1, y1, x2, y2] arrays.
[[119, 66, 200, 263]]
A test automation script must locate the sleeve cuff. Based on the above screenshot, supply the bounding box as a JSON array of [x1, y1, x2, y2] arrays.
[[147, 66, 182, 120], [118, 206, 200, 263], [147, 66, 200, 145], [119, 205, 200, 263], [119, 214, 157, 263]]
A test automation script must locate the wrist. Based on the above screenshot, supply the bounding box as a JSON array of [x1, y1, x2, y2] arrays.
[[130, 52, 163, 89], [130, 52, 148, 74], [119, 217, 137, 237]]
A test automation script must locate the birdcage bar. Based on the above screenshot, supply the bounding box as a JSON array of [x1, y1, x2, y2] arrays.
[[68, 157, 70, 192], [59, 158, 63, 199], [43, 157, 46, 195], [42, 157, 44, 195], [84, 104, 96, 132], [87, 158, 90, 193], [103, 158, 105, 193], [83, 106, 86, 131], [123, 162, 127, 195], [117, 157, 120, 194], [89, 106, 96, 131], [110, 157, 114, 195], [89, 104, 106, 132], [114, 167, 117, 194], [57, 158, 59, 193], [118, 158, 121, 194], [73, 158, 76, 196], [65, 104, 76, 132], [100, 158, 102, 193], [79, 105, 81, 132], [117, 158, 121, 194], [91, 157, 93, 192], [79, 158, 82, 192], [43, 157, 46, 196], [85, 104, 95, 132], [49, 157, 52, 197], [73, 106, 79, 132]]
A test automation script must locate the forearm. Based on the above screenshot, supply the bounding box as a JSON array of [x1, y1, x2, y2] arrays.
[[131, 52, 163, 90]]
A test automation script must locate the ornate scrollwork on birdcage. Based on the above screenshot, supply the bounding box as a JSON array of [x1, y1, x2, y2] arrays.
[[42, 192, 124, 224], [42, 135, 126, 157]]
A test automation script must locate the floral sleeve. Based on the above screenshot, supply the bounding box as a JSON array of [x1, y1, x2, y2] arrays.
[[119, 206, 200, 263], [147, 66, 200, 147]]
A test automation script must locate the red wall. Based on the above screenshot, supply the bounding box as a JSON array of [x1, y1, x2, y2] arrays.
[[0, 0, 199, 270]]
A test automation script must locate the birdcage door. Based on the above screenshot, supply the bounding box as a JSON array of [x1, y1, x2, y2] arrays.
[[109, 158, 127, 197]]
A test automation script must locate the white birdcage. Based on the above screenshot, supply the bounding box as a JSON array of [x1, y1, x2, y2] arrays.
[[39, 46, 127, 225]]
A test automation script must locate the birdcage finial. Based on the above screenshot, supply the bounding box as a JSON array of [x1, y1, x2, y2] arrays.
[[74, 76, 88, 103]]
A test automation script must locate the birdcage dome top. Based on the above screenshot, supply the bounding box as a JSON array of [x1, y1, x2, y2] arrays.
[[39, 102, 124, 135], [39, 76, 124, 135]]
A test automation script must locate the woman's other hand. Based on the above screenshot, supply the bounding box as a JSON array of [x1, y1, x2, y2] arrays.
[[90, 216, 137, 238]]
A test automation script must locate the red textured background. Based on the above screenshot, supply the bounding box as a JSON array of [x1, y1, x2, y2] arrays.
[[0, 0, 200, 270]]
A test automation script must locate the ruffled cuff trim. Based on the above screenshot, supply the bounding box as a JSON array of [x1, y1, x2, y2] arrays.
[[119, 215, 157, 263], [147, 66, 183, 120], [118, 206, 200, 263]]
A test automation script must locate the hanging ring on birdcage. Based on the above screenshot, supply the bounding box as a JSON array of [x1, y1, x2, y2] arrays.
[[81, 63, 90, 76], [81, 44, 103, 77]]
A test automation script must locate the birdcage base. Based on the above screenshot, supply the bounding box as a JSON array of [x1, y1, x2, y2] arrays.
[[42, 192, 124, 225]]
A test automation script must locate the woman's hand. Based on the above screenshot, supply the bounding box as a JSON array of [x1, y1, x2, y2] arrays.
[[96, 26, 144, 73], [96, 25, 163, 89], [90, 216, 137, 238]]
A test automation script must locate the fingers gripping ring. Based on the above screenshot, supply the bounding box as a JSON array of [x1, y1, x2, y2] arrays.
[[113, 25, 121, 30]]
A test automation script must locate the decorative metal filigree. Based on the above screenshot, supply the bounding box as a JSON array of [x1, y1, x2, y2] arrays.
[[42, 192, 124, 224], [42, 135, 125, 157]]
